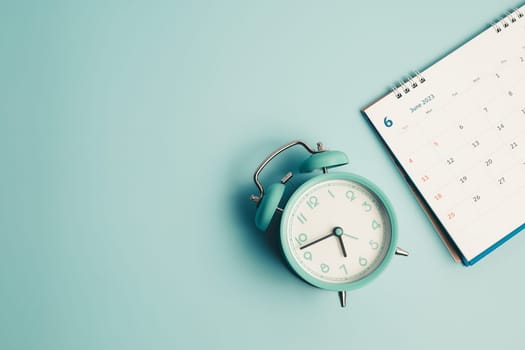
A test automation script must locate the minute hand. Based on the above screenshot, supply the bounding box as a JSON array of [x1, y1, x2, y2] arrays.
[[300, 232, 334, 250]]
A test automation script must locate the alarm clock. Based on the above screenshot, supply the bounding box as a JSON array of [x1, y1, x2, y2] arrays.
[[249, 140, 408, 308]]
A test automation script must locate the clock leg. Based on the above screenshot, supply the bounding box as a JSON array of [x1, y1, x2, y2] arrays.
[[338, 290, 347, 308], [395, 247, 409, 256]]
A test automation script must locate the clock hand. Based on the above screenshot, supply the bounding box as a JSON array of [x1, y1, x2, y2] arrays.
[[336, 235, 347, 257], [299, 232, 334, 250], [333, 227, 348, 258], [343, 233, 359, 240], [301, 227, 349, 258]]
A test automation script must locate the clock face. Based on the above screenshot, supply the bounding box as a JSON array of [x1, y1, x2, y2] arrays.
[[280, 173, 396, 291]]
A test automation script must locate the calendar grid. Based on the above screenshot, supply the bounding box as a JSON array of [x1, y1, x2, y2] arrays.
[[363, 4, 525, 264]]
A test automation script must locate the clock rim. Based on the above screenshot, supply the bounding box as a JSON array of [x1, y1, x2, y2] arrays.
[[280, 172, 398, 291]]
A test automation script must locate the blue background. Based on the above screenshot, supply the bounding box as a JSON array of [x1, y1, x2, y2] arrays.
[[2, 1, 524, 349]]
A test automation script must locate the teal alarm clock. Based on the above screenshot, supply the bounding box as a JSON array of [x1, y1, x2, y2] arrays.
[[250, 140, 408, 307]]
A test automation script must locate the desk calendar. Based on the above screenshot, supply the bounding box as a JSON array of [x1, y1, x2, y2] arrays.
[[362, 4, 525, 265]]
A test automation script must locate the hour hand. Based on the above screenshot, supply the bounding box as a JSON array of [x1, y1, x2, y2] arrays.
[[337, 235, 347, 257], [333, 227, 348, 258]]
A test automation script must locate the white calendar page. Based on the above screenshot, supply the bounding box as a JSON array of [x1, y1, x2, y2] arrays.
[[362, 5, 525, 264]]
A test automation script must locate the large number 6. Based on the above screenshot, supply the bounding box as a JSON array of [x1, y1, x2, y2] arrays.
[[384, 117, 393, 128]]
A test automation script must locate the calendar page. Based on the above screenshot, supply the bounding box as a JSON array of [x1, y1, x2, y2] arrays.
[[362, 5, 525, 264]]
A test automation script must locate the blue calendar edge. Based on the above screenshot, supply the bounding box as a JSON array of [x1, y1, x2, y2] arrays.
[[467, 223, 525, 265]]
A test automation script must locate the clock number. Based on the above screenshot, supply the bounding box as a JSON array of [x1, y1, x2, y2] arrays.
[[346, 190, 356, 202], [359, 257, 368, 267], [339, 264, 348, 275], [307, 196, 319, 209], [369, 240, 379, 250], [371, 219, 381, 230], [320, 263, 330, 273], [303, 251, 312, 261], [295, 233, 308, 245], [384, 116, 394, 128], [297, 213, 307, 224], [510, 142, 518, 150], [362, 201, 372, 212]]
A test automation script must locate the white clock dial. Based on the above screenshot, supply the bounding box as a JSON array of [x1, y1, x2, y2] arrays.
[[281, 174, 394, 288]]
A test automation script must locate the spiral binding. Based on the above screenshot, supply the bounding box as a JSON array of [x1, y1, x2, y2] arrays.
[[392, 7, 524, 99], [492, 7, 524, 33], [392, 71, 426, 99]]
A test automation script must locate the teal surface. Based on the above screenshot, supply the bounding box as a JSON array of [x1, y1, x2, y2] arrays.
[[1, 1, 524, 349]]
